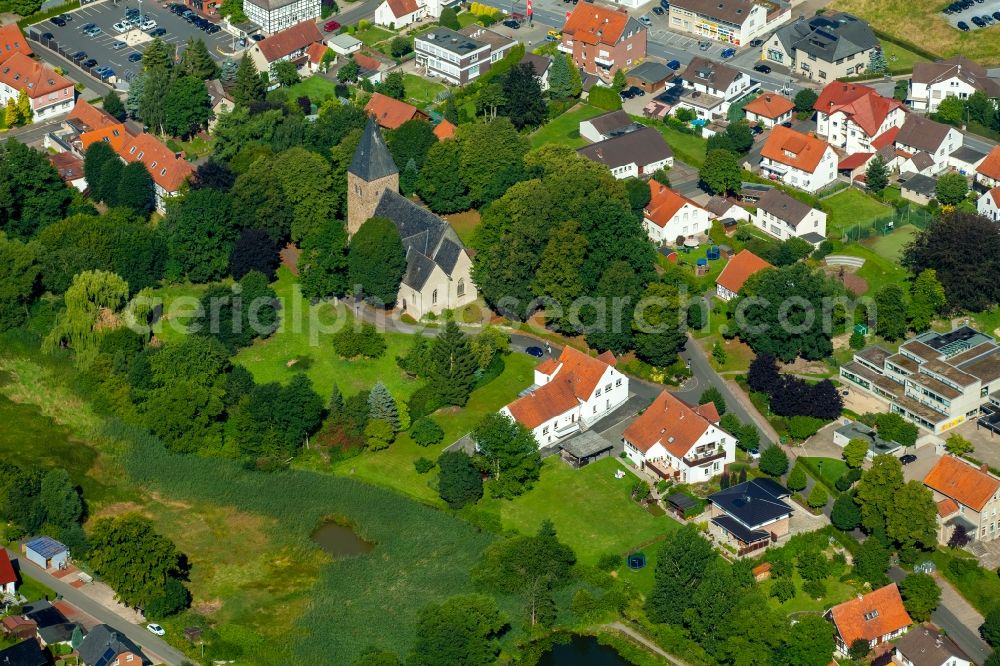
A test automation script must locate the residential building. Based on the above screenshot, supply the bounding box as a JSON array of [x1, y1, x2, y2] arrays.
[[978, 186, 1000, 221], [840, 326, 1000, 434], [752, 187, 827, 244], [0, 52, 75, 122], [65, 98, 118, 135], [759, 126, 838, 192], [559, 4, 646, 79], [243, 0, 320, 34], [0, 639, 49, 666], [205, 79, 234, 131], [715, 249, 772, 301], [414, 27, 492, 85], [47, 151, 86, 192], [118, 133, 194, 212], [459, 25, 517, 64], [704, 196, 751, 223], [707, 478, 792, 556], [924, 455, 1000, 544], [248, 20, 324, 73], [0, 24, 31, 65], [892, 625, 971, 666], [0, 550, 15, 597], [347, 118, 476, 319], [764, 12, 878, 81], [433, 118, 456, 140], [900, 173, 938, 206], [79, 624, 152, 666], [977, 146, 1000, 189], [502, 347, 628, 447], [622, 390, 734, 481], [306, 41, 330, 73], [892, 114, 963, 176], [642, 180, 711, 244], [814, 82, 906, 154], [909, 55, 1000, 113], [678, 57, 754, 116], [327, 33, 362, 56], [579, 109, 638, 142], [374, 0, 423, 28], [627, 60, 673, 94], [22, 600, 76, 648], [520, 52, 552, 91], [576, 125, 673, 179], [827, 584, 913, 655], [947, 145, 986, 176], [668, 0, 790, 46], [743, 92, 794, 128], [832, 420, 901, 459], [364, 92, 427, 129], [354, 52, 388, 84]]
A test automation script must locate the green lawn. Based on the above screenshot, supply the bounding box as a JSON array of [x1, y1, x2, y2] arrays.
[[147, 282, 213, 345], [633, 117, 709, 167], [164, 135, 213, 161], [233, 269, 418, 401], [879, 40, 930, 72], [285, 76, 340, 103], [866, 224, 916, 262], [457, 11, 481, 27], [403, 73, 446, 108], [838, 243, 911, 294], [799, 456, 848, 494], [530, 103, 605, 149], [488, 457, 680, 564], [759, 570, 859, 614], [823, 188, 893, 239], [354, 26, 394, 46]]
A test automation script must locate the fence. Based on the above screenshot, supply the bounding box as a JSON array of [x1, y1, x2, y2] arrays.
[[840, 203, 933, 241], [25, 29, 118, 85]]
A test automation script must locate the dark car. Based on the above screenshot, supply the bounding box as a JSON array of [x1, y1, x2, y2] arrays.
[[753, 63, 771, 73], [667, 59, 681, 70], [128, 52, 143, 62], [250, 33, 264, 41], [525, 346, 544, 358], [993, 11, 1000, 20], [652, 6, 664, 15], [781, 120, 793, 127], [749, 38, 763, 47], [620, 87, 636, 99], [80, 22, 96, 31], [899, 454, 917, 465], [82, 58, 97, 68], [40, 31, 54, 40], [207, 24, 220, 33], [51, 16, 66, 26], [943, 6, 953, 13], [502, 18, 520, 28], [628, 86, 645, 97], [720, 47, 736, 58], [971, 15, 985, 26], [71, 50, 86, 61], [150, 27, 167, 36], [750, 124, 763, 135], [57, 12, 71, 21], [660, 0, 669, 7], [958, 21, 970, 30]]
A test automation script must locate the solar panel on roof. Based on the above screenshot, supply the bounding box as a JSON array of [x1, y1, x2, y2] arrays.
[[25, 536, 67, 559]]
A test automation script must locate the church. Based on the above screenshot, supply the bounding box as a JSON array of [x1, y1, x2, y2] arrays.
[[347, 118, 478, 320]]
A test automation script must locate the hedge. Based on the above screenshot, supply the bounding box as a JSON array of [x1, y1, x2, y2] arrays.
[[17, 0, 79, 27], [588, 85, 623, 111]]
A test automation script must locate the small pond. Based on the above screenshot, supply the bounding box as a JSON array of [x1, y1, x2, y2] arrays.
[[311, 521, 374, 557], [536, 635, 635, 666]]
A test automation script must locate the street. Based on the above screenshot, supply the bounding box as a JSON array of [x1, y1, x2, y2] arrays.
[[6, 549, 188, 666]]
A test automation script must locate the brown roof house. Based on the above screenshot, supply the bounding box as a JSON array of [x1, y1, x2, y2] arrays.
[[642, 180, 711, 245], [364, 92, 427, 129], [579, 109, 639, 143], [892, 114, 963, 176], [715, 249, 772, 301], [0, 52, 75, 122], [249, 20, 324, 74], [576, 125, 673, 179], [909, 55, 1000, 113], [502, 347, 628, 448], [892, 625, 971, 666], [827, 584, 913, 656], [924, 455, 1000, 545], [677, 57, 754, 118], [374, 0, 423, 28], [205, 79, 234, 131], [976, 145, 1000, 189], [559, 3, 646, 79]]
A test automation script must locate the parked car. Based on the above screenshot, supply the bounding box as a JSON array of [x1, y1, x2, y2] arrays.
[[51, 16, 66, 26], [40, 31, 54, 40], [150, 27, 167, 37], [993, 10, 1000, 20], [750, 124, 763, 135], [698, 41, 710, 50], [899, 454, 917, 465], [627, 86, 645, 97], [502, 18, 520, 28], [57, 13, 71, 21], [250, 33, 264, 41], [620, 87, 636, 99], [638, 14, 652, 25], [147, 624, 165, 637], [652, 7, 664, 15], [667, 59, 681, 70], [753, 63, 771, 73], [749, 38, 763, 47], [86, 27, 102, 36], [80, 22, 96, 31], [721, 47, 736, 58], [113, 40, 127, 49], [128, 52, 143, 62], [207, 24, 220, 33], [971, 15, 985, 26], [525, 346, 544, 358], [323, 19, 340, 31], [140, 19, 156, 30], [660, 0, 669, 7], [943, 6, 953, 13], [71, 50, 87, 61], [958, 20, 970, 29], [82, 58, 97, 68]]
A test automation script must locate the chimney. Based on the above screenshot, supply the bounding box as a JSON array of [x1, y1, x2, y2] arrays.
[[982, 463, 990, 473], [765, 95, 772, 102]]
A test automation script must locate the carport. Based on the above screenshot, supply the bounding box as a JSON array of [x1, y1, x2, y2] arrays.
[[977, 405, 1000, 436], [559, 431, 613, 468]]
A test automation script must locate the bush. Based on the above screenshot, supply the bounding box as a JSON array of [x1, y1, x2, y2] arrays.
[[769, 578, 796, 603], [835, 468, 862, 492], [411, 416, 444, 447], [802, 579, 826, 599], [332, 323, 387, 359], [787, 415, 825, 440], [597, 553, 621, 572], [588, 85, 623, 111], [408, 385, 444, 419], [364, 419, 395, 450], [414, 457, 435, 474]]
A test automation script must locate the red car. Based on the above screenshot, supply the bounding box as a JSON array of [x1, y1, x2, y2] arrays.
[[323, 19, 340, 31]]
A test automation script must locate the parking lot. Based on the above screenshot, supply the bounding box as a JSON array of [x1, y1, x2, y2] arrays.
[[31, 0, 237, 85], [942, 0, 1000, 30]]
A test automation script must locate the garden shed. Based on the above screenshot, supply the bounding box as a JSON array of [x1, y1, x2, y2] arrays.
[[23, 537, 69, 570]]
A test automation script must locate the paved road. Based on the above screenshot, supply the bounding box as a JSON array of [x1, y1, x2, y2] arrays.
[[887, 565, 992, 665], [7, 549, 188, 666]]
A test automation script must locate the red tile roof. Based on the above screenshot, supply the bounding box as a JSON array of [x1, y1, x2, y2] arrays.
[[386, 0, 419, 17], [0, 52, 72, 102], [118, 132, 194, 193], [937, 498, 959, 517], [693, 401, 720, 424], [81, 122, 132, 153], [988, 186, 1000, 207], [743, 93, 794, 120], [830, 584, 912, 647], [562, 3, 631, 46], [978, 146, 1000, 182], [644, 180, 703, 228], [871, 126, 901, 150], [354, 52, 382, 74], [0, 23, 32, 64], [0, 550, 15, 585], [256, 21, 323, 63], [365, 92, 420, 129], [838, 152, 873, 170], [47, 151, 85, 184], [306, 41, 329, 65], [433, 119, 456, 141], [622, 390, 717, 456], [815, 82, 904, 136], [716, 249, 772, 296], [67, 98, 119, 132], [505, 347, 616, 429], [924, 455, 1000, 511], [760, 126, 833, 173]]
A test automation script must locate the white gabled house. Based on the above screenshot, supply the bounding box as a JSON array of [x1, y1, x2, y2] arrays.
[[814, 82, 906, 155], [758, 126, 838, 193], [978, 187, 1000, 222], [501, 347, 629, 447], [892, 113, 963, 177], [643, 180, 711, 245], [622, 390, 734, 482], [753, 187, 827, 245]]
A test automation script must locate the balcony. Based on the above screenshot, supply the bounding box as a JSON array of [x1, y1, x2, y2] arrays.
[[683, 447, 726, 467], [557, 42, 573, 54]]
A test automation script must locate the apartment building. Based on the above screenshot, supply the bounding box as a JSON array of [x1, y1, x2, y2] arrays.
[[840, 326, 1000, 434], [559, 3, 646, 78], [415, 27, 499, 84], [243, 0, 320, 34], [668, 0, 790, 46], [758, 126, 838, 192], [642, 180, 711, 244], [909, 55, 1000, 113], [814, 82, 906, 154], [677, 56, 754, 117], [0, 52, 74, 122], [764, 12, 878, 81], [752, 187, 827, 244]]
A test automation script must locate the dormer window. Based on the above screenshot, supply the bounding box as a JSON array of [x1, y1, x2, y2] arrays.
[[160, 168, 167, 176], [863, 610, 878, 621]]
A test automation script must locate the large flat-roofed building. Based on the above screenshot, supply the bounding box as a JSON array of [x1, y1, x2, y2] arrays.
[[414, 27, 492, 85], [244, 0, 320, 34], [763, 12, 878, 81], [840, 326, 1000, 434], [668, 0, 790, 46]]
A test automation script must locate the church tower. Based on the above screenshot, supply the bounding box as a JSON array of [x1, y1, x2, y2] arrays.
[[347, 117, 399, 237]]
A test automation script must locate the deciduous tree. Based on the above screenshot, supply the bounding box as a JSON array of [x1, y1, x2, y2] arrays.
[[408, 594, 504, 666], [843, 438, 870, 468], [908, 268, 946, 330], [348, 216, 406, 306], [699, 149, 741, 195], [900, 572, 941, 621], [162, 188, 237, 282], [437, 451, 482, 508], [831, 493, 861, 531], [645, 524, 718, 624], [0, 140, 72, 239], [164, 75, 213, 138], [935, 172, 969, 205], [472, 412, 541, 499]]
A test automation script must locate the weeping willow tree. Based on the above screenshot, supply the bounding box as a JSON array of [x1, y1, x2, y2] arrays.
[[44, 270, 130, 366]]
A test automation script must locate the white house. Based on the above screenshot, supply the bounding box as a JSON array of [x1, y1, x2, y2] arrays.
[[0, 53, 75, 122], [374, 0, 424, 28], [643, 180, 711, 245], [753, 187, 827, 245], [579, 109, 637, 143], [327, 33, 362, 56], [678, 57, 754, 116], [759, 126, 838, 193], [243, 0, 320, 34], [249, 20, 324, 74], [502, 347, 628, 447], [892, 114, 963, 177], [715, 249, 772, 301], [893, 626, 971, 666], [520, 53, 552, 92], [743, 92, 795, 128], [622, 390, 734, 482], [576, 126, 673, 179], [977, 146, 1000, 189], [909, 55, 1000, 113], [814, 82, 906, 154], [978, 187, 1000, 222], [668, 0, 790, 46]]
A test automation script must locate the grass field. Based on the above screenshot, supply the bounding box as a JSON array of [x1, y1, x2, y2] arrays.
[[879, 40, 930, 71], [759, 569, 858, 613], [403, 73, 446, 108], [830, 0, 1000, 63], [823, 188, 893, 239], [530, 103, 605, 149], [284, 76, 339, 103], [457, 12, 481, 27], [443, 209, 481, 246], [799, 456, 848, 495], [633, 117, 709, 167], [354, 26, 394, 46], [866, 224, 916, 262]]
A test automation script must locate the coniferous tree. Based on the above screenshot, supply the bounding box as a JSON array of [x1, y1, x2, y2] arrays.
[[15, 89, 31, 124], [329, 383, 344, 415], [142, 38, 174, 71], [501, 63, 546, 130], [116, 162, 155, 216], [865, 155, 889, 195], [83, 141, 119, 203], [233, 54, 265, 107], [179, 37, 220, 80], [548, 53, 576, 100], [103, 91, 126, 121], [368, 381, 400, 430], [429, 320, 478, 406], [437, 450, 483, 508]]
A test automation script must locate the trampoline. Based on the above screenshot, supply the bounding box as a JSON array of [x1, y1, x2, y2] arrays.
[[627, 552, 646, 570]]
